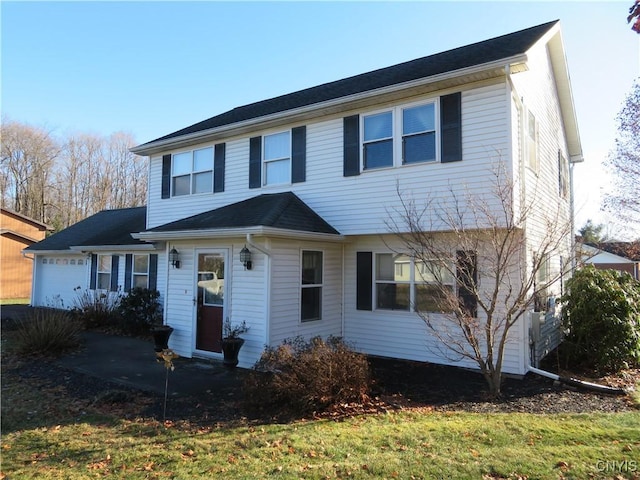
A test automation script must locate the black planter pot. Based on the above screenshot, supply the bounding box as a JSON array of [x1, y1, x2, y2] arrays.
[[221, 337, 245, 368], [151, 325, 174, 352]]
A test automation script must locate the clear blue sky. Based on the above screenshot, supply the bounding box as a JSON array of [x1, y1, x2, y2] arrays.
[[2, 1, 639, 236]]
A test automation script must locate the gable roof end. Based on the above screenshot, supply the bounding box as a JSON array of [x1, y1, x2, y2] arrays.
[[132, 21, 560, 156]]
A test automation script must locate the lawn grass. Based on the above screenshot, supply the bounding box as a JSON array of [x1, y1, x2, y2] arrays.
[[0, 298, 30, 305], [2, 375, 639, 480]]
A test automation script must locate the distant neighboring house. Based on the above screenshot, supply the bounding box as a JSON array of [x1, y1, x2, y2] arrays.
[[580, 242, 640, 280], [1, 208, 50, 300], [27, 21, 582, 375]]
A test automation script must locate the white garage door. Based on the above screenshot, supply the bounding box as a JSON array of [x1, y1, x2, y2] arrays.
[[32, 255, 88, 309]]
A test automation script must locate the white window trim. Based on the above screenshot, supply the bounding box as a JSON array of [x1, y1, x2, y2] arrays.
[[263, 129, 292, 186], [374, 253, 454, 313], [300, 249, 323, 322], [361, 98, 440, 171], [132, 253, 150, 289], [96, 254, 111, 291], [171, 146, 214, 196]]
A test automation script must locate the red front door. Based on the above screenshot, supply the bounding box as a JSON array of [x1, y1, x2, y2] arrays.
[[196, 252, 225, 353]]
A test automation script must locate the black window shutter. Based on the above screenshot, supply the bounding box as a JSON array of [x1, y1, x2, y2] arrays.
[[343, 115, 360, 177], [214, 143, 226, 193], [149, 254, 158, 291], [441, 92, 462, 163], [89, 254, 98, 290], [249, 136, 262, 189], [456, 250, 477, 317], [110, 254, 119, 292], [161, 154, 172, 198], [291, 126, 306, 183], [124, 254, 133, 292], [356, 251, 373, 311]]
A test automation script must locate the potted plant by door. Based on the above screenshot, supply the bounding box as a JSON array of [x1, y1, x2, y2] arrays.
[[221, 319, 249, 368]]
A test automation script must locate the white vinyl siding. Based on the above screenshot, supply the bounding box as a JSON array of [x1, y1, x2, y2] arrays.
[[146, 82, 510, 232], [343, 235, 527, 375]]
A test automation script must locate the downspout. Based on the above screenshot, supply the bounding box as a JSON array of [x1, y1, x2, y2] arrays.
[[527, 365, 626, 395]]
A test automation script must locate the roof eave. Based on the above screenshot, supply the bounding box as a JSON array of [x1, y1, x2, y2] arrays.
[[133, 226, 345, 242], [131, 55, 528, 157], [68, 244, 158, 252]]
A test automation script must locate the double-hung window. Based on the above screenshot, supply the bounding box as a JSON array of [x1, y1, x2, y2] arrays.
[[363, 111, 393, 169], [132, 254, 149, 289], [97, 254, 112, 290], [264, 131, 291, 185], [301, 250, 323, 322], [172, 147, 213, 196], [362, 101, 437, 170], [402, 103, 436, 164], [375, 253, 453, 312]]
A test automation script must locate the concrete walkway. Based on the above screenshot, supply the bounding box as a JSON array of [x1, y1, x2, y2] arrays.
[[2, 305, 246, 398]]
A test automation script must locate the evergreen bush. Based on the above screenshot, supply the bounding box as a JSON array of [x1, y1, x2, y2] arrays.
[[561, 265, 640, 372]]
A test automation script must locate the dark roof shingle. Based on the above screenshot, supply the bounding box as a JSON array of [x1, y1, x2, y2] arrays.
[[25, 207, 147, 251], [138, 20, 557, 148], [146, 192, 339, 235]]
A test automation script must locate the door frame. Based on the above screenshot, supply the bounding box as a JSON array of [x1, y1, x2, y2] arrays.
[[193, 248, 229, 358]]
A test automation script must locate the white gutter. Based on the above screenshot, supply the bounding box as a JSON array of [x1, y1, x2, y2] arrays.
[[133, 226, 345, 243], [132, 55, 528, 156], [245, 233, 271, 257]]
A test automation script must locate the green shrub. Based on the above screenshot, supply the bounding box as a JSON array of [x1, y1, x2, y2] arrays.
[[561, 265, 640, 372], [72, 287, 120, 329], [13, 308, 82, 356], [243, 336, 371, 416], [116, 287, 163, 335]]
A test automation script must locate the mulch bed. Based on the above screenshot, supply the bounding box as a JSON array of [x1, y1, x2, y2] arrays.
[[3, 350, 637, 428]]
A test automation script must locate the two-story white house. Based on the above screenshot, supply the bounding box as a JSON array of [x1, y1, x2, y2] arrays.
[[27, 20, 582, 375]]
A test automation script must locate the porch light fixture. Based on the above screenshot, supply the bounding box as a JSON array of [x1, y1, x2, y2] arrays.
[[239, 245, 252, 270], [169, 247, 181, 269]]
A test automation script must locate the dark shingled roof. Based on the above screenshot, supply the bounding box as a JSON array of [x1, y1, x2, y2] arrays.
[[146, 192, 340, 235], [138, 20, 557, 147], [25, 207, 147, 251]]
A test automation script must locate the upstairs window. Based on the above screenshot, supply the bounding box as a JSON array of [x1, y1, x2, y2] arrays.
[[403, 103, 436, 164], [172, 147, 213, 196], [263, 131, 291, 185], [526, 111, 538, 172], [362, 100, 438, 171], [558, 150, 569, 199], [363, 111, 393, 169]]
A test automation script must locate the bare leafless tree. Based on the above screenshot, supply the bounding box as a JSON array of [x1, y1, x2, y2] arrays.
[[0, 118, 60, 222], [1, 118, 147, 231], [387, 165, 573, 396], [603, 81, 640, 236]]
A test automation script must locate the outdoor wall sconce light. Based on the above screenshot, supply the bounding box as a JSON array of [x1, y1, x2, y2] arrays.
[[169, 247, 181, 269], [239, 245, 252, 270]]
